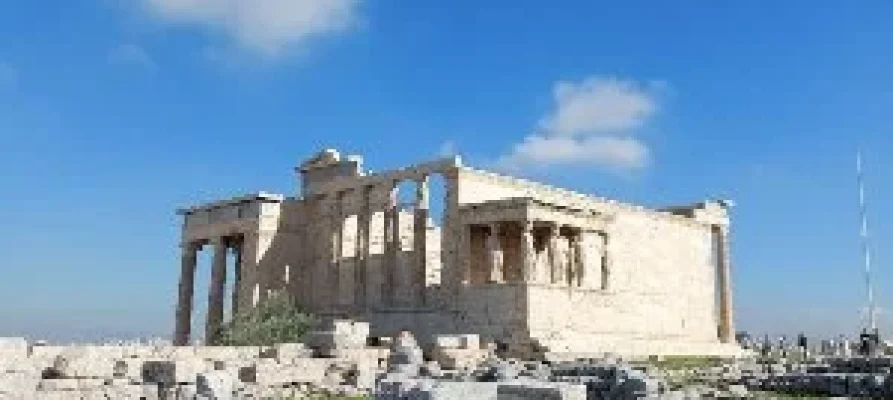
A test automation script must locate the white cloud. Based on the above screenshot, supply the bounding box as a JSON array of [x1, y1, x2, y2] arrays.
[[141, 0, 359, 58], [497, 76, 662, 172], [540, 77, 657, 136], [108, 44, 157, 71], [498, 136, 648, 171], [0, 62, 16, 88]]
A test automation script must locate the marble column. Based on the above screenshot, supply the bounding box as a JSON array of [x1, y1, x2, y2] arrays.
[[717, 226, 735, 343], [487, 223, 503, 283], [598, 232, 609, 290], [441, 172, 462, 298], [300, 223, 314, 310], [548, 225, 562, 284], [569, 232, 582, 287], [413, 175, 429, 305], [519, 222, 535, 283], [231, 236, 242, 317], [310, 197, 327, 310], [382, 183, 398, 306], [458, 224, 472, 285], [205, 237, 228, 344], [331, 192, 344, 310], [174, 241, 199, 346], [355, 186, 372, 311], [565, 234, 576, 286]]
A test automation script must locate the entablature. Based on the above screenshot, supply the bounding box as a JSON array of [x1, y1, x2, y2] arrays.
[[457, 197, 609, 231], [177, 192, 285, 243]]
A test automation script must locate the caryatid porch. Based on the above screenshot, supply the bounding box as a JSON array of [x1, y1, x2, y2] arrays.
[[456, 197, 611, 290]]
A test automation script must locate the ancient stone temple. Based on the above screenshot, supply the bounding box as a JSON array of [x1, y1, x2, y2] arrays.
[[173, 149, 739, 356]]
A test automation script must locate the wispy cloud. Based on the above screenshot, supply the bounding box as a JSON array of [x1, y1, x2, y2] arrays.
[[140, 0, 360, 59], [0, 61, 17, 89], [108, 44, 157, 71], [500, 135, 648, 171], [497, 76, 664, 172]]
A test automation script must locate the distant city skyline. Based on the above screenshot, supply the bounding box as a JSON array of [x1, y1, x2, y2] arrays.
[[2, 1, 893, 341]]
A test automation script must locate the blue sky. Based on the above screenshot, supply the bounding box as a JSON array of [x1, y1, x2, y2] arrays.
[[1, 1, 892, 342]]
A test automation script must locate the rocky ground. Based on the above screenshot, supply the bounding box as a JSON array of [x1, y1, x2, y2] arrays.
[[2, 329, 892, 399]]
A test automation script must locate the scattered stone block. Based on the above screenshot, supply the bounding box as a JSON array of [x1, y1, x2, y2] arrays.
[[254, 358, 329, 386], [140, 360, 175, 385], [306, 319, 371, 354], [376, 378, 499, 400], [388, 331, 425, 376], [197, 370, 236, 399], [460, 335, 481, 350], [435, 335, 463, 349], [274, 342, 312, 362], [432, 348, 491, 370], [497, 382, 586, 400]]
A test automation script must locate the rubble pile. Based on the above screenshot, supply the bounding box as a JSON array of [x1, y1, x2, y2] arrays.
[[0, 323, 383, 400], [6, 329, 893, 399]]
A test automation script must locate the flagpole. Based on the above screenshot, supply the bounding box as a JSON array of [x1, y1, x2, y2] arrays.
[[857, 149, 877, 332]]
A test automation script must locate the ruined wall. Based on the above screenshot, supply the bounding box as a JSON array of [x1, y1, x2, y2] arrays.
[[454, 285, 529, 347], [254, 199, 306, 309]]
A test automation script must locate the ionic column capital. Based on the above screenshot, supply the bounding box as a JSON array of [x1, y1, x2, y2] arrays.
[[206, 235, 229, 344]]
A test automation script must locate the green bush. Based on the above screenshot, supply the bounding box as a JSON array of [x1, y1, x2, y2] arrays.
[[211, 295, 314, 346]]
